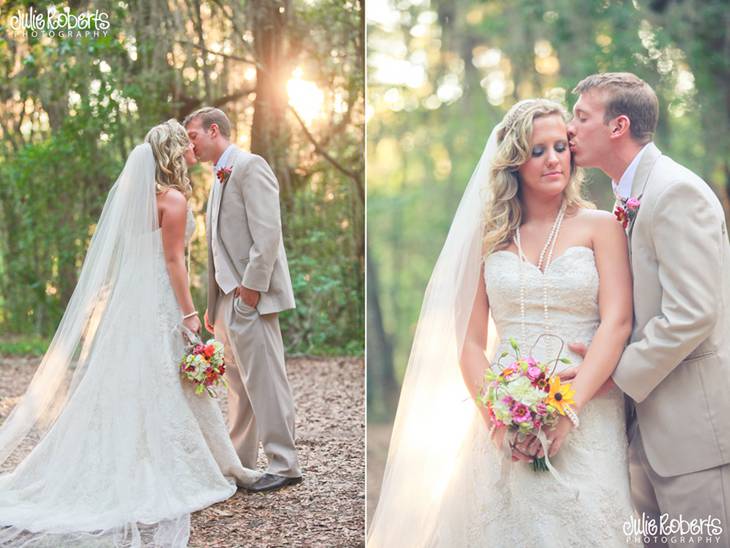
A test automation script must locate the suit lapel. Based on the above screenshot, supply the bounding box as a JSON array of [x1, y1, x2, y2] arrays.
[[214, 146, 239, 239], [206, 182, 215, 249], [213, 146, 241, 277], [626, 143, 661, 241]]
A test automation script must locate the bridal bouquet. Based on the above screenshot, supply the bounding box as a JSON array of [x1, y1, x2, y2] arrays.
[[179, 337, 228, 397], [478, 336, 575, 472]]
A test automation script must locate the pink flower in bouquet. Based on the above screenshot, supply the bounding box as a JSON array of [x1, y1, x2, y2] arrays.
[[526, 365, 542, 382], [501, 395, 514, 407], [535, 402, 548, 417], [193, 344, 205, 355], [533, 372, 548, 389], [512, 403, 532, 423]]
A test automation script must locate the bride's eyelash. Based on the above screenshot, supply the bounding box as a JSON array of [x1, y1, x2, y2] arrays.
[[531, 142, 568, 157]]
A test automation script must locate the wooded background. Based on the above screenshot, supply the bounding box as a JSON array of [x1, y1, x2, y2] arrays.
[[367, 0, 730, 422], [0, 0, 364, 357]]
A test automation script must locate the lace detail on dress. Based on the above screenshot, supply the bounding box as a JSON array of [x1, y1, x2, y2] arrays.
[[456, 246, 635, 547]]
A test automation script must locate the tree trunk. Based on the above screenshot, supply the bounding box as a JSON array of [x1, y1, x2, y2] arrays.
[[249, 0, 293, 200], [367, 250, 398, 420]]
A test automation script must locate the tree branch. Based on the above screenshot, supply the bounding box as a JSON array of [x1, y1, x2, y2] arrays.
[[176, 40, 257, 66], [287, 105, 363, 204], [178, 86, 256, 118]]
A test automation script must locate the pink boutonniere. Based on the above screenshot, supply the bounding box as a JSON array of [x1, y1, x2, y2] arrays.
[[216, 167, 232, 185], [614, 197, 640, 229]]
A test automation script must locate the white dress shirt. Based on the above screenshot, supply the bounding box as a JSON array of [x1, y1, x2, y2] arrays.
[[612, 143, 649, 200], [211, 144, 239, 294]]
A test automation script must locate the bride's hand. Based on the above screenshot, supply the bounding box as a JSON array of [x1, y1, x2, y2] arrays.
[[480, 410, 508, 450], [183, 314, 202, 335], [542, 415, 574, 458], [490, 422, 507, 450]]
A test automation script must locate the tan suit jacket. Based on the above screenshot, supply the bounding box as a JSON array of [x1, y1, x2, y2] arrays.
[[612, 143, 730, 477], [206, 147, 296, 320]]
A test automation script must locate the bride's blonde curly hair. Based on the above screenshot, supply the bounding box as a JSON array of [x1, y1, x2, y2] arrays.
[[144, 119, 192, 199], [482, 99, 594, 256]]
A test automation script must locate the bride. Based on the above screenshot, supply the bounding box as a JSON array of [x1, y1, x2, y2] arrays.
[[0, 120, 260, 547], [368, 99, 636, 547]]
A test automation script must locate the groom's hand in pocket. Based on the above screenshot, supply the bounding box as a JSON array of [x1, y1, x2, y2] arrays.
[[235, 285, 260, 308]]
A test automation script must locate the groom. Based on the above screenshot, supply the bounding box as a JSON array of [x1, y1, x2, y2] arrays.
[[567, 73, 730, 545], [183, 107, 302, 492]]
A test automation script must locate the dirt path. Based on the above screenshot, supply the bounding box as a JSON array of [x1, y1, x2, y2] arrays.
[[0, 356, 365, 547]]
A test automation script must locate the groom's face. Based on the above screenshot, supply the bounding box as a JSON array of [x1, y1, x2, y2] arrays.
[[567, 90, 612, 170], [185, 118, 216, 162], [183, 142, 197, 167]]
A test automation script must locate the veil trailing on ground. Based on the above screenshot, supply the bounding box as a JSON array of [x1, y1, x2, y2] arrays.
[[0, 144, 190, 546], [368, 129, 501, 547]]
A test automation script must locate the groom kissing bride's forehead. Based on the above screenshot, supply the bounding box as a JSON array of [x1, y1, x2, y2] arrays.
[[569, 72, 730, 542], [183, 107, 303, 494]]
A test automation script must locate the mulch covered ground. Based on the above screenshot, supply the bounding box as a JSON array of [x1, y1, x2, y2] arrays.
[[0, 356, 365, 547]]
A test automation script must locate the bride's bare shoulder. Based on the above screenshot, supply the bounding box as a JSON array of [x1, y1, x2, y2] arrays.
[[156, 188, 187, 226], [574, 208, 627, 251], [563, 207, 623, 248], [571, 207, 617, 226], [157, 188, 187, 210]]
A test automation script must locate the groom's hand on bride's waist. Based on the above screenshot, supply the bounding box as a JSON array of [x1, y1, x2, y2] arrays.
[[235, 285, 261, 308], [560, 342, 615, 396], [567, 342, 587, 358], [557, 342, 588, 382]]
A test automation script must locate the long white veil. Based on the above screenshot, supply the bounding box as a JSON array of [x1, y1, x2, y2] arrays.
[[368, 129, 500, 547], [0, 143, 190, 546], [0, 143, 159, 463]]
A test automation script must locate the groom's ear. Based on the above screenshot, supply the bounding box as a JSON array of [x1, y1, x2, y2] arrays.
[[609, 115, 631, 139], [208, 123, 220, 138]]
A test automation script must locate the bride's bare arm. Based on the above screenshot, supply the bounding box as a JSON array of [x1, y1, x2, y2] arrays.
[[570, 211, 633, 412], [459, 263, 490, 402], [158, 189, 200, 333]]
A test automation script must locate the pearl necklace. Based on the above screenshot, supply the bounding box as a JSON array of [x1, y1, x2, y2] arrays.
[[514, 202, 566, 358]]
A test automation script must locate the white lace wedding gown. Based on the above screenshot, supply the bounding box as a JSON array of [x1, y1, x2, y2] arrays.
[[452, 246, 635, 546], [0, 209, 258, 547]]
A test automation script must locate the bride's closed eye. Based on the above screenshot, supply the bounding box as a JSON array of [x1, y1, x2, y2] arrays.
[[531, 141, 568, 157]]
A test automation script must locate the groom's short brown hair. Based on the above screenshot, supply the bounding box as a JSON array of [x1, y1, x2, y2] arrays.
[[573, 72, 658, 144], [182, 107, 231, 139]]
